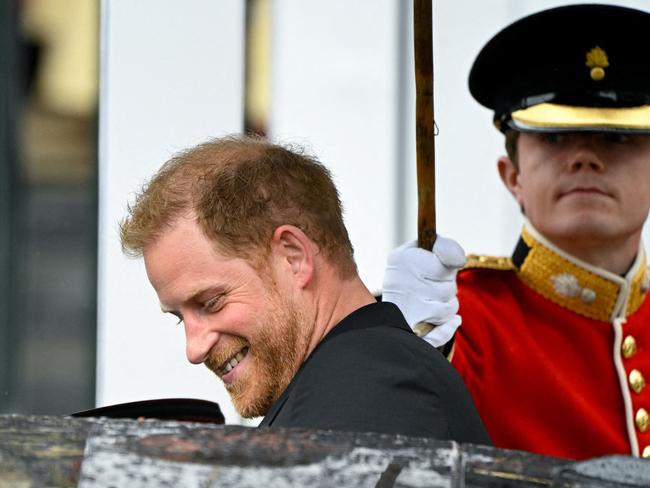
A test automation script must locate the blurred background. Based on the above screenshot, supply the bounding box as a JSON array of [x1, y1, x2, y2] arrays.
[[1, 0, 98, 415], [1, 0, 649, 424]]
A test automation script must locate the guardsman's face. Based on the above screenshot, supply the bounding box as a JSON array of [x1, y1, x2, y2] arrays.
[[143, 215, 309, 418], [500, 132, 650, 250]]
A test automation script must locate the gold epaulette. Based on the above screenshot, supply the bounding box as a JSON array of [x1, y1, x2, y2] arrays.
[[463, 254, 514, 271]]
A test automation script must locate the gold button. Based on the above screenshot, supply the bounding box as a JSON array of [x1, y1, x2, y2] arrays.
[[636, 408, 649, 432], [590, 67, 605, 81], [630, 370, 646, 394], [643, 446, 650, 458], [623, 336, 638, 359]]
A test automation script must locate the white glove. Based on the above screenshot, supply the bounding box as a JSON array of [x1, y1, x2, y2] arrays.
[[382, 235, 465, 348]]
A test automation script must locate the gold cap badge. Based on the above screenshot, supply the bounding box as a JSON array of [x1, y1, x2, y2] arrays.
[[586, 46, 609, 81]]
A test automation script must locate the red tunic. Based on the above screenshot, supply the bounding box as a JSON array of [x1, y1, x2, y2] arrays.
[[451, 225, 650, 459]]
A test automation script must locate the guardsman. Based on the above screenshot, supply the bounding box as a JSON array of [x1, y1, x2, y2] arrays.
[[383, 4, 650, 459]]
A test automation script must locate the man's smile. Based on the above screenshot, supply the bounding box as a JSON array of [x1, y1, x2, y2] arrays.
[[218, 346, 249, 380]]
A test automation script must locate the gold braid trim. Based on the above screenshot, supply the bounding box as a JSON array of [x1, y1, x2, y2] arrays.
[[464, 254, 514, 271], [516, 227, 647, 321]]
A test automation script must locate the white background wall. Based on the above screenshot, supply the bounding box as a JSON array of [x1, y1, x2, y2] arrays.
[[97, 0, 247, 423], [98, 0, 650, 425]]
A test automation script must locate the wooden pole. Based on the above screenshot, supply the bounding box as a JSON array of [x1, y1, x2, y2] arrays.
[[413, 0, 436, 338], [413, 0, 436, 251]]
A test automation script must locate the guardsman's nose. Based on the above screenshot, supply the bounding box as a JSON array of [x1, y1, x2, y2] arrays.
[[568, 138, 605, 173]]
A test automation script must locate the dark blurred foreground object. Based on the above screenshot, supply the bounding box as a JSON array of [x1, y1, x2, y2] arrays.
[[70, 398, 225, 424], [1, 415, 650, 487]]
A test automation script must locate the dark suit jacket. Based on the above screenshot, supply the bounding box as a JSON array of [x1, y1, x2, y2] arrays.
[[259, 302, 490, 444]]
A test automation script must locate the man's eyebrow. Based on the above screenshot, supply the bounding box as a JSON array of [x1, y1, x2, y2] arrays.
[[160, 286, 228, 314]]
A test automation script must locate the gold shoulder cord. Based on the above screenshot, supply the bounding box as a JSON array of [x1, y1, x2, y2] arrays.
[[464, 254, 514, 271]]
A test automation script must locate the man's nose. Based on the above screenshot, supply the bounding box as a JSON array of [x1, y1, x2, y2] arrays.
[[184, 317, 219, 364]]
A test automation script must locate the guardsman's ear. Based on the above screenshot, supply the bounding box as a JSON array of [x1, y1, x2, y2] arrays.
[[269, 225, 315, 289], [498, 156, 525, 209]]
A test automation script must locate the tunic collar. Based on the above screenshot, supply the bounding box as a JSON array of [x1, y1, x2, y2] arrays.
[[511, 222, 649, 322]]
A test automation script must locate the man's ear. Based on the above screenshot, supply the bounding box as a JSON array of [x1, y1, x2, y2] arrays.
[[269, 225, 315, 289], [497, 156, 524, 208]]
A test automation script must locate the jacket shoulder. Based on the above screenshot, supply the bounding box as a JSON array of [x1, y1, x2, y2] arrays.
[[462, 254, 514, 272]]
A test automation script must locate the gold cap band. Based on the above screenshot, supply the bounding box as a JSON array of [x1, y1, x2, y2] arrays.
[[510, 103, 650, 132]]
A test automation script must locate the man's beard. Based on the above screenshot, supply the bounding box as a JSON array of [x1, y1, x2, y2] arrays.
[[205, 292, 310, 419]]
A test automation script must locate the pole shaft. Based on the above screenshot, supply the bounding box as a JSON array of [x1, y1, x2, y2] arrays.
[[413, 0, 436, 251]]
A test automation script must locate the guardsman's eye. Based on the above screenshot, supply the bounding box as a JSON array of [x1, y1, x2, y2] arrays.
[[605, 133, 631, 144], [543, 133, 562, 144]]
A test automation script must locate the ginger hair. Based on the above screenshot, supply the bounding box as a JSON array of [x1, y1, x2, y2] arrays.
[[120, 135, 357, 278]]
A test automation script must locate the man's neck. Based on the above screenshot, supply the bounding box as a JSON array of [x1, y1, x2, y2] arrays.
[[305, 275, 375, 359]]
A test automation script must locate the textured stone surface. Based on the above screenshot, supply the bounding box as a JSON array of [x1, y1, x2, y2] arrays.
[[553, 455, 650, 487], [1, 414, 649, 487]]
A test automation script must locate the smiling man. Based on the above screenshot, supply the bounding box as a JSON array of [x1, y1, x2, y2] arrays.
[[383, 4, 650, 459], [120, 136, 489, 442]]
